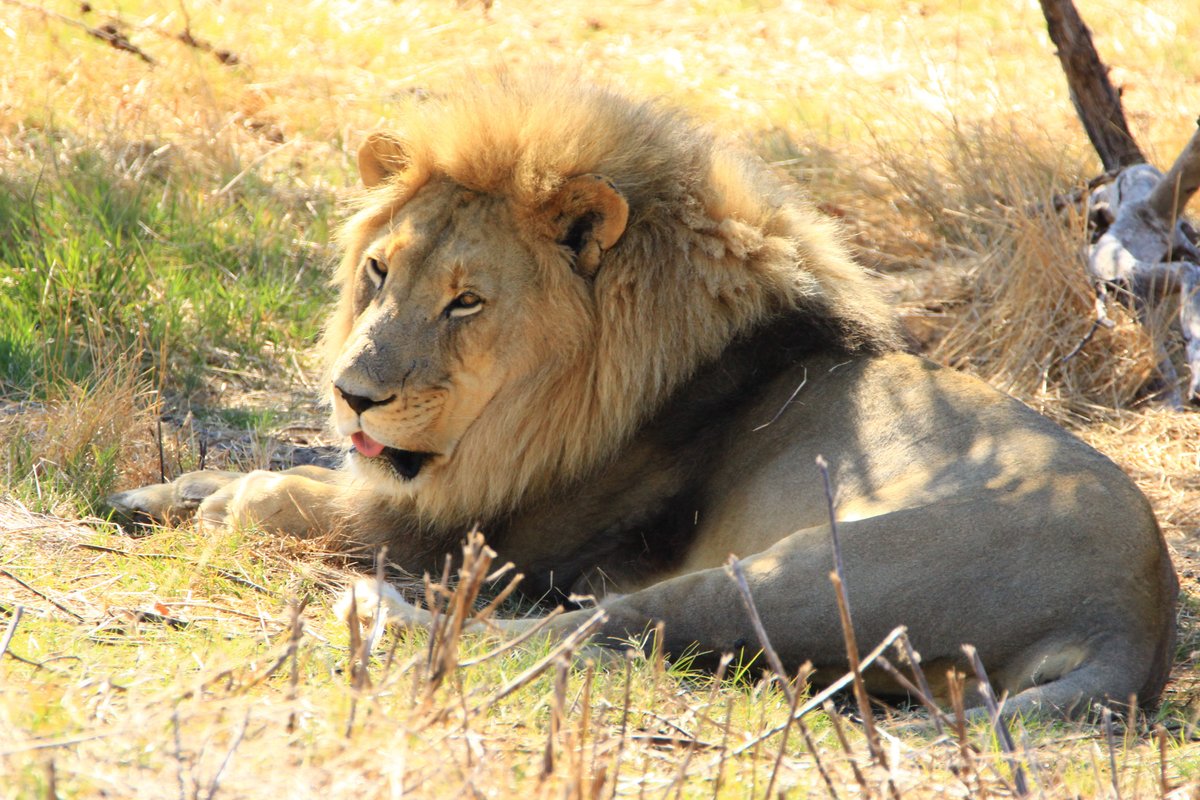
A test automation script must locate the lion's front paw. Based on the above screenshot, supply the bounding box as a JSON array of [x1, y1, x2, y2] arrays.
[[334, 578, 433, 630], [194, 470, 340, 537], [107, 470, 243, 528]]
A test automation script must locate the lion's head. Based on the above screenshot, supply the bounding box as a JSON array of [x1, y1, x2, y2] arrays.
[[324, 74, 899, 525]]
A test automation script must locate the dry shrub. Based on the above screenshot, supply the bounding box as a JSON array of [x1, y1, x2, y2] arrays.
[[878, 123, 1164, 420], [0, 355, 162, 515], [1081, 410, 1200, 538]]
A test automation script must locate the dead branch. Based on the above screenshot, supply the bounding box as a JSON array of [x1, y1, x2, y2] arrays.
[[0, 606, 24, 662], [726, 625, 906, 758], [1038, 0, 1143, 170], [0, 569, 84, 621], [2, 0, 157, 64], [1039, 0, 1200, 406], [963, 644, 1029, 797], [816, 455, 890, 781], [1087, 122, 1200, 405], [467, 608, 606, 717]]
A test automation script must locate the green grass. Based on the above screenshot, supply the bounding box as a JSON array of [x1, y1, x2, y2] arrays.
[[0, 138, 336, 515], [0, 139, 334, 401]]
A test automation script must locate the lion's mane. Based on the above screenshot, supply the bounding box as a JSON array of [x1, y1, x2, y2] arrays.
[[325, 74, 901, 526]]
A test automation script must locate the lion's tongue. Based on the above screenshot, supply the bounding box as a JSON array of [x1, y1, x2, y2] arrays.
[[351, 431, 386, 458]]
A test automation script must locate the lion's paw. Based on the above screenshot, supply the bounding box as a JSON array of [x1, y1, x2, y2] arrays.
[[334, 578, 432, 630], [107, 470, 243, 528], [193, 470, 321, 536]]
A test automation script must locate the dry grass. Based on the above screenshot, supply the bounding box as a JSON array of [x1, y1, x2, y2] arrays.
[[5, 0, 1200, 797], [872, 123, 1164, 418], [3, 504, 1199, 799]]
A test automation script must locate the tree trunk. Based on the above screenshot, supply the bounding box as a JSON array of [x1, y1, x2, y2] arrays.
[[1038, 0, 1145, 170]]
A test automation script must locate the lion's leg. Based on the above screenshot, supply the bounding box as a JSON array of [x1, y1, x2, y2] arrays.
[[497, 497, 1166, 719], [109, 465, 349, 537], [195, 467, 352, 537], [108, 470, 245, 526], [339, 578, 548, 635], [988, 658, 1147, 720]]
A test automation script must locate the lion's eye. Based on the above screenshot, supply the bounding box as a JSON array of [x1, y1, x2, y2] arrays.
[[444, 291, 484, 319], [365, 256, 388, 289]]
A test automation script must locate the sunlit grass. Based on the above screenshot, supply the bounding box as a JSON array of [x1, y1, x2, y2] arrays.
[[0, 144, 333, 399]]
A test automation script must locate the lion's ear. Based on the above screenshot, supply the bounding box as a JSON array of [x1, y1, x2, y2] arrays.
[[358, 131, 411, 188], [545, 174, 629, 278]]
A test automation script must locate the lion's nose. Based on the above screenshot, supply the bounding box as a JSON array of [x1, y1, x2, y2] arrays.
[[336, 384, 395, 416]]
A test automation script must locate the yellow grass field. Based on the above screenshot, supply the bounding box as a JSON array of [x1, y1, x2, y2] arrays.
[[4, 0, 1200, 797]]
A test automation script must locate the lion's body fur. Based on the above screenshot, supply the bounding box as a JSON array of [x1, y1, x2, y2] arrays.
[[112, 75, 1178, 717]]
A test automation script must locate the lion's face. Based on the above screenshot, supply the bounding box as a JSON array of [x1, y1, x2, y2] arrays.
[[330, 181, 566, 490]]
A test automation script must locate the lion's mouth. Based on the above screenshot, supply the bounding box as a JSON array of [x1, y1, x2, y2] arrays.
[[350, 431, 434, 481], [381, 447, 434, 480]]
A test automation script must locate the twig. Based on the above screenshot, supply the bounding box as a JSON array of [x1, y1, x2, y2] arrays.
[[44, 758, 57, 800], [0, 606, 24, 662], [1156, 725, 1171, 795], [816, 455, 891, 787], [470, 568, 523, 626], [156, 601, 279, 624], [800, 710, 840, 800], [876, 654, 952, 733], [213, 141, 297, 198], [344, 589, 363, 737], [576, 661, 596, 796], [963, 644, 1029, 797], [73, 543, 276, 597], [542, 657, 568, 778], [725, 555, 830, 797], [900, 633, 946, 735], [727, 625, 905, 757], [172, 709, 187, 800], [669, 654, 731, 800], [724, 557, 796, 693], [285, 597, 309, 734], [468, 609, 607, 717], [457, 607, 565, 667], [1102, 706, 1122, 800], [711, 697, 735, 800], [0, 570, 84, 621], [763, 666, 807, 800], [1059, 322, 1099, 365], [2, 0, 157, 64], [203, 709, 251, 800], [609, 652, 634, 800], [947, 668, 986, 798], [157, 419, 167, 484], [824, 702, 868, 797], [0, 729, 123, 755]]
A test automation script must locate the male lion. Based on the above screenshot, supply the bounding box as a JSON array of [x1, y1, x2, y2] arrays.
[[111, 75, 1177, 717]]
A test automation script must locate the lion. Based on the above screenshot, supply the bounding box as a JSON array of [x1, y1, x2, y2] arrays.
[[110, 74, 1177, 718]]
